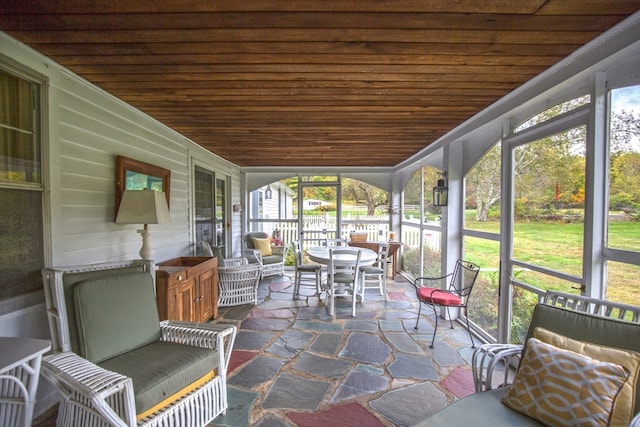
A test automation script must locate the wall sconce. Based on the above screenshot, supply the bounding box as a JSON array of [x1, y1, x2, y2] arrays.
[[433, 172, 448, 207], [265, 184, 273, 200], [232, 204, 243, 212], [115, 190, 171, 260]]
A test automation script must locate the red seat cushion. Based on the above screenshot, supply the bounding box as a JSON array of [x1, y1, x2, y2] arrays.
[[417, 287, 462, 306]]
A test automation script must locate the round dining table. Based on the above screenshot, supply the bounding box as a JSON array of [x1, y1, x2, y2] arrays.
[[306, 246, 378, 267]]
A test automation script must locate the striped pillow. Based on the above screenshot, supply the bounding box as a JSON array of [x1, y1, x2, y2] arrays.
[[502, 337, 629, 427]]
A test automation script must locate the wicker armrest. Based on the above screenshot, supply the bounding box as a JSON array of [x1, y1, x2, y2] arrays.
[[160, 321, 237, 372], [42, 352, 136, 427], [471, 343, 523, 392], [243, 248, 263, 265]]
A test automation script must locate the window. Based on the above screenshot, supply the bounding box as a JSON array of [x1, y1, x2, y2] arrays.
[[0, 66, 44, 299]]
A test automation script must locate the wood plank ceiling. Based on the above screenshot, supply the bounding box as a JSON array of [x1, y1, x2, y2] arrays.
[[1, 1, 638, 167]]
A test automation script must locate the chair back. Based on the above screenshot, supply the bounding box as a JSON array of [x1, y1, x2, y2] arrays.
[[42, 260, 155, 354], [376, 242, 390, 267], [243, 232, 269, 249], [293, 240, 304, 268], [217, 263, 262, 306], [328, 247, 362, 285], [448, 259, 480, 300]]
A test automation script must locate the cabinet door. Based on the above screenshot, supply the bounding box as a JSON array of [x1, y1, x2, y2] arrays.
[[196, 269, 214, 322], [175, 278, 196, 322]]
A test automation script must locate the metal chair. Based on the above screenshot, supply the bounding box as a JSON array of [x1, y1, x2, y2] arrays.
[[413, 259, 480, 348], [325, 247, 362, 317], [359, 242, 390, 300], [292, 240, 322, 299]]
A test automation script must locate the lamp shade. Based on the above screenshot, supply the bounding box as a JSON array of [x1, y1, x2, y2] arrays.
[[115, 190, 171, 225]]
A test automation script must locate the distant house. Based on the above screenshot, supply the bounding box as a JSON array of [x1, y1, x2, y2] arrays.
[[302, 199, 332, 211]]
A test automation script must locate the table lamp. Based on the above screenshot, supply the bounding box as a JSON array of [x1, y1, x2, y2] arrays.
[[115, 190, 171, 260]]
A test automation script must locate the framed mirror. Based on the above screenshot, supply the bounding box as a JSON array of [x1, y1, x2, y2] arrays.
[[115, 155, 171, 220]]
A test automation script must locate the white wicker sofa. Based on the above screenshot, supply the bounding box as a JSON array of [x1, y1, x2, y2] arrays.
[[413, 292, 640, 427], [41, 260, 236, 427]]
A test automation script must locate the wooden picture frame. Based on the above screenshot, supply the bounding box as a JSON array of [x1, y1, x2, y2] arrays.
[[114, 155, 171, 220]]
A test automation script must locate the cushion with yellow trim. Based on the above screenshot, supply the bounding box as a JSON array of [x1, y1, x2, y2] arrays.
[[533, 327, 640, 426], [252, 237, 272, 256], [502, 337, 629, 427], [99, 340, 219, 417]]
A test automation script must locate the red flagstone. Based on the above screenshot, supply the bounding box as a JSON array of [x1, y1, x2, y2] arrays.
[[228, 350, 259, 374], [388, 290, 410, 301], [440, 367, 475, 398], [287, 402, 384, 427]]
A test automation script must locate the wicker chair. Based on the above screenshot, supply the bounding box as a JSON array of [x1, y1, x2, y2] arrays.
[[41, 260, 236, 427], [242, 232, 288, 278], [217, 263, 262, 307]]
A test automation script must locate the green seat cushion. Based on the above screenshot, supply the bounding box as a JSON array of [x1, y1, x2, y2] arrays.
[[74, 272, 160, 363], [99, 341, 219, 415], [412, 388, 543, 427], [261, 254, 283, 265]]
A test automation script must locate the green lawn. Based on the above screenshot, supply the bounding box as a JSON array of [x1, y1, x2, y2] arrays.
[[464, 212, 640, 306]]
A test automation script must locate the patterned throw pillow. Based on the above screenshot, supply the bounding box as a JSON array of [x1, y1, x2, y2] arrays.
[[533, 327, 640, 426], [251, 237, 272, 256], [502, 337, 629, 427]]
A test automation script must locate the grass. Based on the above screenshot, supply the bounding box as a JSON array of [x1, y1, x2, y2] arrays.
[[464, 212, 640, 306]]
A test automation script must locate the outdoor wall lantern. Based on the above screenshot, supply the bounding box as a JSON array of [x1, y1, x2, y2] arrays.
[[433, 172, 448, 207], [265, 184, 273, 200]]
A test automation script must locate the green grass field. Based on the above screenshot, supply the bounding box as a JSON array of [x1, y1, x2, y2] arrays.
[[464, 212, 640, 306]]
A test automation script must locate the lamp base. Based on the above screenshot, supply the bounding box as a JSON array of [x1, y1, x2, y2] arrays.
[[137, 228, 154, 260]]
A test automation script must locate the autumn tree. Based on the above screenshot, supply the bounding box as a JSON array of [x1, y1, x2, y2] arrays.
[[341, 178, 388, 215]]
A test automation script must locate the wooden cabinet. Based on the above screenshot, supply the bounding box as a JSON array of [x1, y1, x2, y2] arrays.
[[156, 256, 218, 322]]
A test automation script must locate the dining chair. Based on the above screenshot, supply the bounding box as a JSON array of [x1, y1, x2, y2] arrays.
[[325, 247, 362, 316], [292, 240, 322, 299], [359, 242, 390, 301], [413, 259, 481, 348]]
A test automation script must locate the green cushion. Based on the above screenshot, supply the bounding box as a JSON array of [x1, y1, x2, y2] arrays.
[[261, 254, 283, 265], [99, 341, 219, 415], [244, 232, 268, 249], [412, 388, 543, 427], [74, 272, 161, 363], [62, 265, 147, 354]]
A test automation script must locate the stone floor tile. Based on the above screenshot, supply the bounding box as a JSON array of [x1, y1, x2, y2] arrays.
[[294, 319, 342, 332], [383, 331, 424, 354], [440, 366, 475, 398], [250, 308, 295, 319], [379, 319, 404, 331], [241, 317, 291, 331], [428, 340, 465, 367], [293, 352, 352, 378], [210, 387, 259, 427], [387, 353, 439, 381], [233, 330, 276, 351], [343, 319, 378, 332], [261, 373, 331, 410], [228, 356, 286, 389], [287, 402, 385, 427], [329, 367, 389, 404], [370, 382, 448, 426], [296, 306, 333, 320], [252, 414, 294, 427], [309, 332, 342, 355], [338, 332, 392, 365], [267, 329, 314, 358], [228, 350, 259, 373]]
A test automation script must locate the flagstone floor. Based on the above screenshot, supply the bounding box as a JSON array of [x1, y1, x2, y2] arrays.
[[209, 272, 477, 427]]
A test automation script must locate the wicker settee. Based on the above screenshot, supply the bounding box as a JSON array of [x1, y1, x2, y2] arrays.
[[242, 232, 288, 278], [414, 292, 640, 427], [41, 260, 236, 427]]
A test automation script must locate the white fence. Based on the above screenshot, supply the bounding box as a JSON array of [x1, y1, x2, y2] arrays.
[[250, 214, 440, 251]]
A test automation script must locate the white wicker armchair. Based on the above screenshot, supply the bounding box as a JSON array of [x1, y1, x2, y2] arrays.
[[41, 260, 236, 427], [217, 263, 262, 307]]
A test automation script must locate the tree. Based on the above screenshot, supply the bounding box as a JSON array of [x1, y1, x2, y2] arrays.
[[341, 178, 388, 215], [466, 143, 501, 221]]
